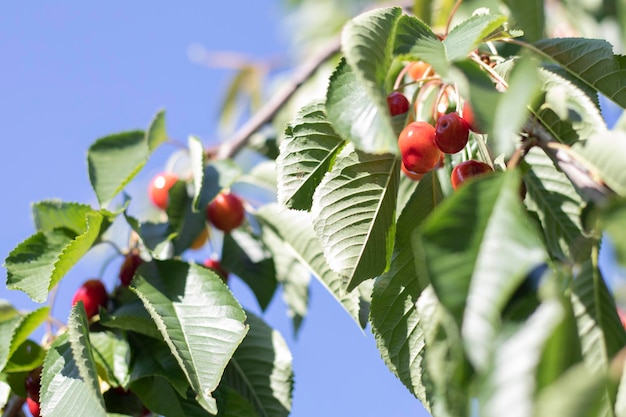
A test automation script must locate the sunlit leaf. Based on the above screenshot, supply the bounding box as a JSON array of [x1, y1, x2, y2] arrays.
[[0, 307, 48, 371], [277, 100, 345, 210], [370, 172, 442, 407], [532, 38, 626, 108], [523, 147, 592, 262], [416, 170, 547, 370], [311, 143, 399, 291], [5, 208, 110, 302], [256, 204, 362, 327], [40, 306, 107, 417], [131, 260, 248, 414]]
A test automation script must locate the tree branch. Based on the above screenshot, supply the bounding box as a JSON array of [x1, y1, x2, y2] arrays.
[[523, 119, 614, 204], [217, 37, 341, 159], [217, 0, 414, 160], [2, 395, 25, 417]]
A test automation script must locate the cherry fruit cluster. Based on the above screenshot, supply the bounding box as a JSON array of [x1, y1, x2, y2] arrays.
[[386, 60, 492, 189]]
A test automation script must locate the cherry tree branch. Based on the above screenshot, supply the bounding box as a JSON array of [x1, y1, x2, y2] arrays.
[[217, 0, 414, 160], [522, 119, 614, 204], [2, 395, 25, 417], [217, 37, 341, 159]]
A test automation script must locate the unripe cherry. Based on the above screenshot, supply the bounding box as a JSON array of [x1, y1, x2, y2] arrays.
[[398, 121, 441, 174], [406, 61, 432, 81]]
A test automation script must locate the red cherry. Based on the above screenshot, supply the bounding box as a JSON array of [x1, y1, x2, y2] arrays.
[[203, 258, 229, 283], [401, 163, 424, 181], [71, 279, 108, 319], [119, 249, 143, 287], [25, 367, 42, 403], [398, 121, 441, 174], [148, 172, 179, 210], [406, 61, 432, 81], [26, 397, 40, 417], [618, 307, 626, 329], [462, 101, 482, 133], [206, 192, 245, 233], [435, 112, 470, 154], [450, 160, 493, 190], [387, 92, 410, 116]]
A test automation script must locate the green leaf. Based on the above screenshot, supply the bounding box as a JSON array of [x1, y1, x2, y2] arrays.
[[3, 339, 46, 372], [443, 13, 507, 62], [416, 286, 472, 417], [478, 300, 565, 417], [277, 101, 345, 211], [0, 307, 48, 371], [342, 7, 402, 88], [190, 137, 242, 211], [124, 213, 174, 259], [258, 220, 310, 334], [31, 200, 94, 232], [532, 38, 626, 108], [40, 309, 107, 417], [5, 207, 110, 302], [90, 331, 131, 387], [533, 68, 607, 146], [165, 181, 208, 255], [215, 385, 260, 417], [100, 300, 161, 340], [131, 260, 249, 414], [490, 56, 541, 157], [535, 363, 608, 417], [523, 147, 592, 261], [311, 144, 399, 291], [393, 14, 446, 75], [132, 375, 213, 417], [569, 130, 626, 198], [88, 130, 148, 208], [503, 0, 545, 42], [256, 204, 362, 327], [222, 312, 293, 417], [147, 110, 168, 151], [326, 59, 399, 154], [571, 260, 626, 372], [370, 172, 442, 407], [221, 230, 278, 311], [416, 171, 546, 370], [128, 334, 190, 398], [598, 198, 626, 265]]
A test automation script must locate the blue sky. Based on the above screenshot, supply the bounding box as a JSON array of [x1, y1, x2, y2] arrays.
[[0, 3, 428, 417]]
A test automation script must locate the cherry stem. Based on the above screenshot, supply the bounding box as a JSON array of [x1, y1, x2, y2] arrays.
[[393, 65, 410, 91], [2, 394, 26, 417], [413, 80, 443, 121], [470, 52, 508, 89], [444, 0, 463, 37]]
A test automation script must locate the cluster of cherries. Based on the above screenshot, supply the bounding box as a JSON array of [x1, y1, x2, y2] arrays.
[[147, 171, 246, 281], [387, 61, 493, 190], [36, 174, 247, 416]]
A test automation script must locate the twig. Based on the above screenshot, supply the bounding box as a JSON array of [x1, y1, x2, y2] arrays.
[[523, 119, 613, 204], [217, 37, 341, 159], [217, 0, 415, 160], [2, 395, 25, 417]]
